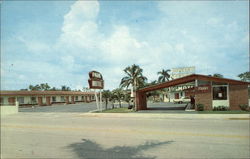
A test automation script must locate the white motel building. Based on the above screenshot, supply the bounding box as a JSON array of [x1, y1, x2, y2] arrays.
[[0, 90, 96, 106]]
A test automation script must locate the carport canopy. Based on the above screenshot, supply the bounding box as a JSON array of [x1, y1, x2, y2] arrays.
[[135, 74, 249, 110]]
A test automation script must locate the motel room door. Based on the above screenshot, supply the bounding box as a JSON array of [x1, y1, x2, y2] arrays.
[[38, 97, 43, 106], [8, 97, 16, 105], [175, 93, 179, 99]]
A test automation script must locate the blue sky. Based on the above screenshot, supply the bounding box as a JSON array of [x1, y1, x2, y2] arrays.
[[1, 0, 249, 90]]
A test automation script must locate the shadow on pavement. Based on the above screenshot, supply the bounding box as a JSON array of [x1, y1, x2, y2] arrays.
[[67, 139, 173, 159]]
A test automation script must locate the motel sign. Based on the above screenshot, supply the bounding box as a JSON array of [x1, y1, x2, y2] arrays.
[[88, 71, 104, 89]]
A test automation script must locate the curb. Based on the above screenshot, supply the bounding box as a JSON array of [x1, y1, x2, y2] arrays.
[[78, 113, 250, 120]]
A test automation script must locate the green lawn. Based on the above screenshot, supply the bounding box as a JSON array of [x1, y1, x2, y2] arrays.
[[197, 110, 250, 114], [97, 107, 135, 113]]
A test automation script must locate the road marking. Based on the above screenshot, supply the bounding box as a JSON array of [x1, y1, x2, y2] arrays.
[[2, 124, 249, 139]]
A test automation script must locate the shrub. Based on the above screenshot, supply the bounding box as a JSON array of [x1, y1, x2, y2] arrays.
[[239, 104, 249, 111], [128, 105, 133, 109], [196, 104, 204, 111], [213, 106, 229, 111]]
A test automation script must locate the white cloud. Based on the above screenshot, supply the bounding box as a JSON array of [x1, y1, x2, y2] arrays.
[[100, 25, 147, 63], [17, 36, 50, 53], [2, 0, 248, 90], [59, 0, 100, 50]]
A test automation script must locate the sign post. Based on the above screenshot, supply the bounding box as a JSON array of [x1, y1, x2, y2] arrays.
[[100, 90, 102, 111], [94, 89, 99, 110], [88, 71, 104, 111]]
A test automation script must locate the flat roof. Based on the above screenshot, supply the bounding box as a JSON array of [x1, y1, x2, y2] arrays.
[[0, 90, 95, 96], [139, 74, 249, 93]]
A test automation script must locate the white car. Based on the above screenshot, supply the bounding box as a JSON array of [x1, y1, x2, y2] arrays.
[[173, 97, 191, 104]]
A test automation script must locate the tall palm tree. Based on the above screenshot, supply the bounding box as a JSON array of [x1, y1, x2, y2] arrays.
[[120, 64, 147, 110], [157, 69, 171, 102], [157, 69, 171, 83]]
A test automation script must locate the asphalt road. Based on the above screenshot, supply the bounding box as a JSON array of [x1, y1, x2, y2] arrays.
[[1, 112, 249, 159]]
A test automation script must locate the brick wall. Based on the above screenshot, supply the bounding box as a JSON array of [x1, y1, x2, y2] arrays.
[[195, 90, 212, 110], [229, 85, 248, 110], [136, 92, 147, 110]]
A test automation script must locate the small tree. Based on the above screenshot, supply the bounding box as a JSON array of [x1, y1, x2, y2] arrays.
[[34, 84, 42, 90], [123, 91, 131, 107], [109, 93, 116, 109], [61, 85, 71, 91], [238, 72, 250, 82], [112, 88, 124, 108], [213, 73, 224, 78], [102, 90, 111, 110]]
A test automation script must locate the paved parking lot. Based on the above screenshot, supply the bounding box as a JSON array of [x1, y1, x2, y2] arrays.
[[19, 102, 132, 113], [19, 102, 98, 113], [19, 102, 187, 113]]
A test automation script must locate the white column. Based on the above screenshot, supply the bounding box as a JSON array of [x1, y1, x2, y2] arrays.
[[195, 79, 198, 87], [94, 89, 99, 111]]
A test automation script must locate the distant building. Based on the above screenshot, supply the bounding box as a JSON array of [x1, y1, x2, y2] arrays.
[[171, 66, 195, 79], [0, 90, 95, 106]]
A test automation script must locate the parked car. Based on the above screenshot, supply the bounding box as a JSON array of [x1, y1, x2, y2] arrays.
[[173, 96, 190, 104]]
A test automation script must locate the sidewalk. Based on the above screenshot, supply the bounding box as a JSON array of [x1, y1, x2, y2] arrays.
[[79, 112, 250, 120]]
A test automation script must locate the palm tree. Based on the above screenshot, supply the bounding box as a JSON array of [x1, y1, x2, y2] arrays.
[[120, 64, 147, 110], [102, 90, 111, 110], [112, 88, 124, 108], [157, 69, 171, 102], [157, 69, 171, 83]]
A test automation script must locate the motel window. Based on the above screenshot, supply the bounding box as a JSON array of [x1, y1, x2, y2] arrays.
[[52, 96, 56, 102], [30, 97, 37, 104], [75, 96, 78, 101], [92, 96, 95, 100], [61, 96, 65, 102], [213, 86, 227, 100], [17, 97, 24, 104]]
